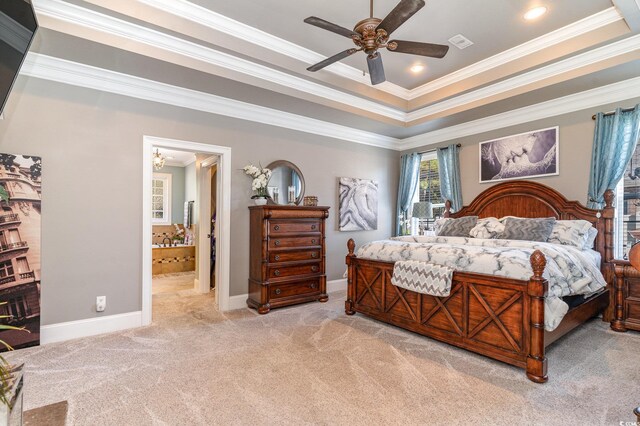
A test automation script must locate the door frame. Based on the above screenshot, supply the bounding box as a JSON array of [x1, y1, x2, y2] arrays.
[[142, 136, 232, 325]]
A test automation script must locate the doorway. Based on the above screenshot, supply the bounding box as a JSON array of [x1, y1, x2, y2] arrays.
[[142, 136, 231, 326]]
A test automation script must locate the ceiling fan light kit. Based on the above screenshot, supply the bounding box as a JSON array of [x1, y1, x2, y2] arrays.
[[304, 0, 449, 85]]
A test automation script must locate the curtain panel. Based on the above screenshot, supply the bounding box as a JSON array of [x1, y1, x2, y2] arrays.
[[587, 104, 640, 209], [437, 144, 463, 212], [395, 152, 421, 236]]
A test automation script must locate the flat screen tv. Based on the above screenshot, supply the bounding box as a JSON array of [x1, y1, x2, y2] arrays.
[[0, 0, 38, 116]]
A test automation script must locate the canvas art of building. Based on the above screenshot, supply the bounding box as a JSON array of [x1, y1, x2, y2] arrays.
[[0, 153, 41, 350]]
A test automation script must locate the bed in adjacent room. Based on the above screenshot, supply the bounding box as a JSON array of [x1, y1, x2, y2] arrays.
[[344, 181, 613, 383]]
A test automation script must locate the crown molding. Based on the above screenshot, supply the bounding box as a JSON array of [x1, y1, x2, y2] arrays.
[[406, 33, 640, 121], [33, 0, 407, 122], [19, 53, 640, 155], [20, 53, 401, 150], [402, 75, 640, 150], [135, 0, 624, 102], [33, 0, 636, 128], [406, 7, 625, 100], [137, 0, 411, 99]]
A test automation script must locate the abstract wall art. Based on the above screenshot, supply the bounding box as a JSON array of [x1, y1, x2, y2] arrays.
[[338, 177, 378, 231], [479, 126, 559, 183]]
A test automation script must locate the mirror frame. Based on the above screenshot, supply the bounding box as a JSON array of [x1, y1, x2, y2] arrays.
[[265, 160, 305, 206]]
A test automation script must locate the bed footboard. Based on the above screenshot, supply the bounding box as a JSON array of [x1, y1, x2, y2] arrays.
[[345, 239, 549, 383]]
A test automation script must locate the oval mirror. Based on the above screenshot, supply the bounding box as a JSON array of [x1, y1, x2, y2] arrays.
[[265, 160, 305, 206]]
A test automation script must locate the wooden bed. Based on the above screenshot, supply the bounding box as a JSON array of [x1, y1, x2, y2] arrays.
[[345, 181, 614, 383]]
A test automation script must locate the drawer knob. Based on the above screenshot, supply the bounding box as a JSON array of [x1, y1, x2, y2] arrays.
[[274, 240, 281, 246], [310, 282, 317, 289], [274, 225, 280, 231], [311, 266, 318, 272], [311, 224, 316, 230], [274, 255, 280, 261], [274, 270, 281, 276], [275, 288, 281, 295], [311, 253, 317, 258], [311, 239, 316, 244]]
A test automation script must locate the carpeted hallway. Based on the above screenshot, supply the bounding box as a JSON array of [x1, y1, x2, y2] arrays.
[[6, 286, 640, 425]]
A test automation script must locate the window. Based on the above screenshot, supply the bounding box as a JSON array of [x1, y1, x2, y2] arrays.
[[152, 173, 172, 225], [7, 295, 29, 320], [0, 260, 14, 278], [409, 152, 444, 235], [616, 143, 640, 258]]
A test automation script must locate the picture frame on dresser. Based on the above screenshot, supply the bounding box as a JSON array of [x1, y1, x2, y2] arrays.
[[247, 205, 330, 313]]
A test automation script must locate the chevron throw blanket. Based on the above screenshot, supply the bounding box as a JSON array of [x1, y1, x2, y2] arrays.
[[391, 260, 453, 297]]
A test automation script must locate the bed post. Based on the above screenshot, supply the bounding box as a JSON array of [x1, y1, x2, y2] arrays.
[[345, 239, 356, 315], [526, 250, 548, 383]]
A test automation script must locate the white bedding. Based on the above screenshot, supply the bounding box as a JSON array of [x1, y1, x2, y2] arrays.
[[354, 235, 607, 331]]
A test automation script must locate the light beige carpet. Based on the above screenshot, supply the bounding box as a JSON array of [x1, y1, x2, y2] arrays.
[[6, 284, 640, 425]]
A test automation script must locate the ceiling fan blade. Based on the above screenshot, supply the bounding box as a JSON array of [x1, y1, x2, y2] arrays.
[[367, 53, 386, 85], [307, 49, 359, 72], [304, 16, 359, 38], [377, 0, 425, 37], [388, 40, 449, 58]]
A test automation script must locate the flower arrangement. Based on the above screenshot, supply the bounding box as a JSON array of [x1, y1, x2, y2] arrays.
[[243, 164, 271, 199], [172, 224, 185, 243]]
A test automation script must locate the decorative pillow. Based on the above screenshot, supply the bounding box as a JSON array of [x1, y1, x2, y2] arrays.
[[437, 216, 478, 237], [433, 218, 450, 235], [547, 220, 593, 248], [469, 217, 504, 239], [499, 217, 556, 241], [584, 227, 598, 249]]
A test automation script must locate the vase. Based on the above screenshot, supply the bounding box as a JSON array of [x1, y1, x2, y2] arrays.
[[254, 197, 267, 206]]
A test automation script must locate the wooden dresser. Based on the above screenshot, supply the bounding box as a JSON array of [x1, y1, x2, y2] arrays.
[[247, 205, 330, 314]]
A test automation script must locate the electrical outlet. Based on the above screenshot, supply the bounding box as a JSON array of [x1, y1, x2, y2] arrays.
[[96, 296, 106, 312]]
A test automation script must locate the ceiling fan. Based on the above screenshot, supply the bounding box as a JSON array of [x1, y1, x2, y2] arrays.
[[304, 0, 449, 85]]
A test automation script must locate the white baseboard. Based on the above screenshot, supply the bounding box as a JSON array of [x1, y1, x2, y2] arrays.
[[227, 294, 248, 311], [40, 311, 143, 344], [327, 278, 347, 293]]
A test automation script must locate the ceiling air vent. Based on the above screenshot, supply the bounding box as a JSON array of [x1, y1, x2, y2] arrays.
[[448, 34, 474, 50]]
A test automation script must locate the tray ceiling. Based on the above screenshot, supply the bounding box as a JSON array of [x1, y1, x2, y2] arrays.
[[25, 0, 640, 149]]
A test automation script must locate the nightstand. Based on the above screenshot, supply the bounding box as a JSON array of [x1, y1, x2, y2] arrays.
[[611, 261, 640, 332], [611, 243, 640, 332]]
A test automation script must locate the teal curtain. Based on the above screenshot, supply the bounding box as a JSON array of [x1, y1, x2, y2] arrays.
[[587, 105, 640, 209], [437, 144, 463, 212], [395, 153, 421, 236]]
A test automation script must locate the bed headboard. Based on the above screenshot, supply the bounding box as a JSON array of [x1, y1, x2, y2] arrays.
[[445, 181, 615, 263]]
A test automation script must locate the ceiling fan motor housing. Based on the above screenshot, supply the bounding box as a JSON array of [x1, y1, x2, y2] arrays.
[[353, 17, 388, 55]]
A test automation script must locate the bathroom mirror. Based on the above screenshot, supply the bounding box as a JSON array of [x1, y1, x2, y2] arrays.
[[265, 160, 305, 206]]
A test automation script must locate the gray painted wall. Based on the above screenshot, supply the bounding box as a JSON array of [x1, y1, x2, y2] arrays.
[[404, 97, 640, 205], [155, 165, 185, 224], [0, 76, 399, 325]]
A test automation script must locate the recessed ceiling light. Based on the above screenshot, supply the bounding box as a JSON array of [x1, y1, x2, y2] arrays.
[[410, 64, 425, 74], [524, 6, 547, 20]]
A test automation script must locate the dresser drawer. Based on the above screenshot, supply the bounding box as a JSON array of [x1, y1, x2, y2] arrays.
[[269, 220, 320, 234], [268, 236, 321, 249], [627, 278, 640, 299], [627, 300, 640, 322], [270, 280, 320, 300], [269, 263, 321, 279], [269, 250, 320, 263]]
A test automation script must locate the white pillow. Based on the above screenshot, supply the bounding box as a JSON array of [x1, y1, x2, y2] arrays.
[[547, 220, 593, 248], [584, 227, 598, 249], [469, 217, 504, 239]]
